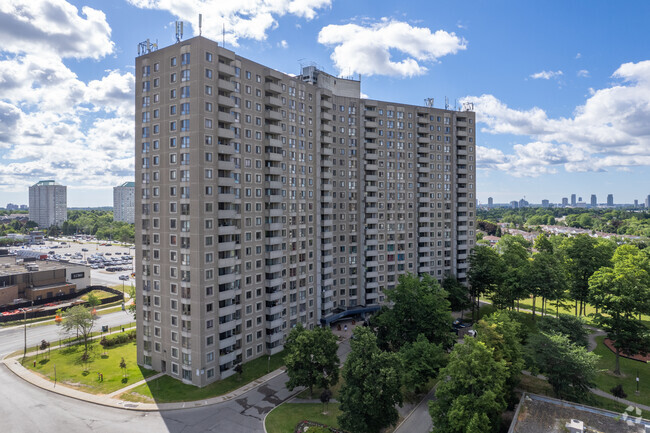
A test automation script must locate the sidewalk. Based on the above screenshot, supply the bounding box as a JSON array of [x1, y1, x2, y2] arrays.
[[2, 353, 287, 411]]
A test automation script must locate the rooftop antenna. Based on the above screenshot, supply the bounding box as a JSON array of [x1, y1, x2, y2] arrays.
[[444, 97, 449, 110], [222, 23, 225, 48], [199, 14, 202, 36], [424, 98, 434, 108], [175, 21, 184, 43]]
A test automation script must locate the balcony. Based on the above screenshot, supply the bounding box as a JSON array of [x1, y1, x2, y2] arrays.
[[264, 124, 283, 135], [218, 94, 235, 107], [264, 96, 282, 108], [265, 110, 282, 122], [219, 63, 236, 77], [218, 79, 235, 93], [264, 81, 282, 94]]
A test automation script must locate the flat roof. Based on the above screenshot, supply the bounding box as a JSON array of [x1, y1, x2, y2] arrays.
[[0, 257, 86, 277], [510, 393, 649, 433]]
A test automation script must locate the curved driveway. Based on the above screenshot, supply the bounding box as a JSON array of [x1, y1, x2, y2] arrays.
[[0, 313, 352, 433]]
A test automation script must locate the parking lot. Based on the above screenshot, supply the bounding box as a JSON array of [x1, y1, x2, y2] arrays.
[[11, 237, 136, 290]]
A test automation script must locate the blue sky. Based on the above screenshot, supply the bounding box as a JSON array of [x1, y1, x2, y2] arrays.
[[0, 0, 649, 207]]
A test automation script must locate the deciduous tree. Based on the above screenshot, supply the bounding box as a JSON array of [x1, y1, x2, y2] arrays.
[[528, 332, 599, 401], [338, 327, 403, 433], [373, 273, 453, 350], [61, 305, 97, 355], [430, 338, 507, 433], [588, 246, 650, 374], [468, 245, 504, 321], [284, 324, 340, 398], [399, 334, 446, 393]]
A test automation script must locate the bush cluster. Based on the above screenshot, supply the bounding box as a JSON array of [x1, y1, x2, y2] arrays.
[[100, 331, 136, 348]]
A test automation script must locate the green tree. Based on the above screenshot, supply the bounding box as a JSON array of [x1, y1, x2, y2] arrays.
[[284, 324, 340, 398], [86, 292, 101, 309], [537, 314, 588, 347], [468, 245, 505, 321], [528, 240, 568, 319], [61, 305, 97, 355], [338, 327, 403, 433], [399, 334, 446, 393], [560, 234, 615, 316], [528, 332, 599, 401], [476, 311, 524, 399], [494, 235, 530, 310], [372, 273, 453, 350], [588, 246, 650, 374], [430, 338, 507, 433], [442, 275, 471, 315]]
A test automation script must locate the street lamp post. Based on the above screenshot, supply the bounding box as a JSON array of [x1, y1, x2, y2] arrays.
[[23, 300, 34, 362]]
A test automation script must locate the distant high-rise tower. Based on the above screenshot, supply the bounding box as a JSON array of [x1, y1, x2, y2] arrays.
[[28, 180, 67, 228], [607, 194, 614, 206], [645, 195, 650, 208], [634, 199, 639, 208], [562, 197, 569, 206], [541, 199, 550, 208], [570, 194, 576, 206], [590, 194, 597, 206], [113, 182, 135, 224], [487, 197, 493, 208]]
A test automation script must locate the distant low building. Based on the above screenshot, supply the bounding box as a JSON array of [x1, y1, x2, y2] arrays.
[[0, 256, 90, 306]]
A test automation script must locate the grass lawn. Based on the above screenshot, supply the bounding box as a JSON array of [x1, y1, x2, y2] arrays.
[[120, 350, 286, 403], [265, 403, 342, 433], [592, 335, 650, 408], [24, 337, 156, 394], [82, 290, 119, 301]]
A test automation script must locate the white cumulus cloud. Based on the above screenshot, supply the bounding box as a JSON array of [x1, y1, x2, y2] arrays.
[[318, 19, 466, 77], [530, 70, 563, 80], [127, 0, 332, 47], [463, 60, 650, 176], [0, 0, 114, 59], [0, 0, 135, 193]]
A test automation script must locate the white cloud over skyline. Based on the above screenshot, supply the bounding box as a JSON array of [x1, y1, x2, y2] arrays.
[[464, 60, 650, 176], [318, 19, 466, 77]]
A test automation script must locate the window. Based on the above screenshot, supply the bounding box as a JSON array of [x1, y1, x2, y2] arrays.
[[181, 86, 190, 98], [205, 69, 212, 79], [181, 102, 190, 115], [206, 52, 213, 62], [181, 53, 190, 65], [181, 69, 190, 82], [170, 57, 177, 67]]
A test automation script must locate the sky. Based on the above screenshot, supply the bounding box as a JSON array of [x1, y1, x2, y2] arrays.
[[0, 0, 649, 207]]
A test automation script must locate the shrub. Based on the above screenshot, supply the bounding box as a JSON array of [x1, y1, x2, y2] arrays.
[[99, 333, 132, 348], [610, 384, 627, 398]]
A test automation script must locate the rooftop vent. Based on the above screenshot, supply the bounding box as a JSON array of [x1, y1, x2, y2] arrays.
[[565, 419, 584, 433]]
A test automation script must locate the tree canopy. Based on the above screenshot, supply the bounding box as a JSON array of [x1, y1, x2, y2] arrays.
[[338, 327, 403, 433]]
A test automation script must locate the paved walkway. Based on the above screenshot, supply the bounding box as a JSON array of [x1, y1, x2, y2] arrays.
[[107, 372, 165, 398]]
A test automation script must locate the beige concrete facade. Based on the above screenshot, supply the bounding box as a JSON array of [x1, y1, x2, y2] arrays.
[[135, 36, 476, 387]]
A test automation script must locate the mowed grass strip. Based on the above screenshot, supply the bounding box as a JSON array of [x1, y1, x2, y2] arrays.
[[120, 351, 285, 403], [265, 403, 342, 433], [592, 335, 650, 408], [24, 338, 155, 394]]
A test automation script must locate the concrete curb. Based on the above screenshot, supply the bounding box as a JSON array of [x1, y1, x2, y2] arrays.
[[1, 352, 288, 412]]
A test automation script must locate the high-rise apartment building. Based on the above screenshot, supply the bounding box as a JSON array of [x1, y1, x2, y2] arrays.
[[590, 194, 597, 207], [561, 197, 569, 206], [607, 194, 614, 206], [645, 195, 650, 208], [487, 197, 493, 208], [570, 194, 576, 206], [114, 181, 136, 224], [28, 180, 67, 228], [135, 36, 476, 386]]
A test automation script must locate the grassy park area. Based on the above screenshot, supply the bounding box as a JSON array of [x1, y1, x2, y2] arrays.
[[592, 335, 650, 408], [119, 351, 286, 403], [24, 336, 155, 394], [265, 403, 342, 433]]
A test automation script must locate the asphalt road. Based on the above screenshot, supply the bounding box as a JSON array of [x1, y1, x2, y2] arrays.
[[0, 310, 135, 357], [0, 314, 354, 433]]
